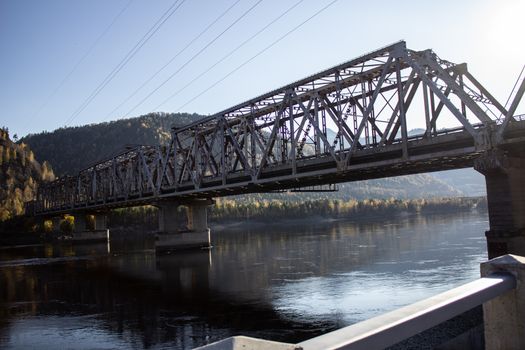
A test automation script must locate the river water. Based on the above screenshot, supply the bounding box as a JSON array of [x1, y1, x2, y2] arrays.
[[0, 211, 488, 349]]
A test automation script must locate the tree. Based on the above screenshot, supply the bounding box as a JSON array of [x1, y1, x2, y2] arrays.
[[0, 129, 56, 223], [43, 220, 53, 232], [60, 215, 74, 233]]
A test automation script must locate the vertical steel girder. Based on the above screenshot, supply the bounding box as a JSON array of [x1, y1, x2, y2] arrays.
[[34, 41, 523, 214]]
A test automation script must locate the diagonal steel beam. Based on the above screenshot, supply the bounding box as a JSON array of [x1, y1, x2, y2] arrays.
[[321, 96, 358, 146], [405, 53, 478, 137], [419, 54, 492, 125], [499, 74, 525, 137], [256, 96, 290, 179], [463, 70, 507, 116], [346, 55, 394, 164], [294, 92, 340, 163], [222, 117, 250, 174]]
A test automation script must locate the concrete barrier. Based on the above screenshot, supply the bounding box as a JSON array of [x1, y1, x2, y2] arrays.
[[481, 254, 525, 350], [194, 336, 300, 350]]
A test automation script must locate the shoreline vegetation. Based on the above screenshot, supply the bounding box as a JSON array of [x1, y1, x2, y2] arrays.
[[0, 196, 487, 244], [210, 196, 487, 222], [1, 114, 487, 240], [108, 196, 488, 229]]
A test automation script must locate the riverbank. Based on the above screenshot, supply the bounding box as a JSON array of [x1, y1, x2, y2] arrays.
[[108, 196, 487, 228], [210, 199, 487, 229], [1, 197, 487, 244], [210, 197, 487, 223]]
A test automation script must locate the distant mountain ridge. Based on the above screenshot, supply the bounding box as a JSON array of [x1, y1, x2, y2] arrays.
[[312, 127, 485, 197], [21, 112, 201, 176], [21, 112, 483, 199]]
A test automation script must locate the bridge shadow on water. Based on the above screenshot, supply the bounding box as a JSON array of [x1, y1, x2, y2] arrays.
[[0, 235, 336, 348], [0, 212, 488, 349]]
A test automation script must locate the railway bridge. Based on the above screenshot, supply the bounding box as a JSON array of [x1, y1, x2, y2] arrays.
[[27, 41, 525, 257]]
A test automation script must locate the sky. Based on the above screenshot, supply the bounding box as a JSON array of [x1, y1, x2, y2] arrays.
[[1, 0, 524, 138]]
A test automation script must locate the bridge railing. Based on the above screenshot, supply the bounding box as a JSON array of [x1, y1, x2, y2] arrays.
[[196, 254, 525, 350]]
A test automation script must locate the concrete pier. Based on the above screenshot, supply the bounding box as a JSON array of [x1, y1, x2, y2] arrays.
[[475, 152, 525, 258], [481, 254, 525, 350], [74, 214, 88, 231], [157, 201, 181, 233], [71, 212, 109, 243], [51, 216, 62, 233], [93, 214, 108, 231], [155, 199, 214, 252]]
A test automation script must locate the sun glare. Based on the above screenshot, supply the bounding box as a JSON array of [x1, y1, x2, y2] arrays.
[[483, 1, 525, 56]]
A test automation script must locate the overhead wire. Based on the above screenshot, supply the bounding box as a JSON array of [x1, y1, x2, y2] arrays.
[[64, 0, 185, 126], [121, 0, 264, 119], [174, 0, 339, 113], [153, 0, 305, 111], [28, 0, 133, 121], [104, 0, 242, 120]]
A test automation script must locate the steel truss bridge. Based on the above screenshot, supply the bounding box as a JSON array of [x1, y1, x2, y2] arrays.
[[31, 41, 525, 216]]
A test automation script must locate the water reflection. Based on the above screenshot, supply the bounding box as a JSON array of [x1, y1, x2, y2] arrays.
[[0, 212, 488, 349]]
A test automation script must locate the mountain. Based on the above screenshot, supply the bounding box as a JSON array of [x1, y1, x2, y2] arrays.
[[326, 127, 485, 196], [21, 113, 468, 199], [227, 175, 461, 202], [21, 112, 202, 176], [430, 169, 486, 196], [0, 127, 55, 221]]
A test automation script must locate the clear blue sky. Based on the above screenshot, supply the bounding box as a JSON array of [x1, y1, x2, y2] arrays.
[[1, 0, 523, 137]]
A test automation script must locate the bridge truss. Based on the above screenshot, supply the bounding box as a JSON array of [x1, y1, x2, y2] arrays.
[[32, 41, 525, 215]]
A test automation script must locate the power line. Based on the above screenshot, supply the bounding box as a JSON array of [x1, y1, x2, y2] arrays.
[[65, 0, 185, 125], [104, 0, 242, 120], [174, 0, 339, 113], [121, 0, 263, 119], [29, 0, 133, 120], [64, 0, 185, 126], [154, 0, 305, 111]]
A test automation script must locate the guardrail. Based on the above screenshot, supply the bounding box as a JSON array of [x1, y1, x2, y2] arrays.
[[299, 274, 514, 350], [196, 254, 525, 350]]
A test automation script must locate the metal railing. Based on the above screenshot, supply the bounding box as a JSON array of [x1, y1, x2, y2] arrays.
[[196, 272, 516, 350], [298, 273, 515, 350]]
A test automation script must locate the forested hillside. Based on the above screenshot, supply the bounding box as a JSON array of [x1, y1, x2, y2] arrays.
[[431, 168, 485, 196], [0, 128, 55, 221], [21, 112, 201, 176], [21, 112, 468, 199]]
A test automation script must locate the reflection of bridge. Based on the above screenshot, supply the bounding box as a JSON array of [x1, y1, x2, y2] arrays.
[[28, 41, 525, 256]]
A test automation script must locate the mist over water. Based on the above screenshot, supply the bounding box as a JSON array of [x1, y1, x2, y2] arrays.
[[0, 212, 488, 349]]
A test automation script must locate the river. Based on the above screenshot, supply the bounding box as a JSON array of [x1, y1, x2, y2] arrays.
[[0, 211, 488, 349]]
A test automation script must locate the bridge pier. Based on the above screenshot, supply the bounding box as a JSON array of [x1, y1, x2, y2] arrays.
[[155, 199, 213, 252], [187, 201, 211, 232], [70, 212, 109, 243], [157, 201, 181, 233], [475, 152, 525, 259], [74, 214, 88, 231], [93, 213, 108, 231], [51, 216, 62, 233]]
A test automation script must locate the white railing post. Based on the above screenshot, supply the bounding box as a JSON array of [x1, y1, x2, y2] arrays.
[[481, 254, 525, 350]]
